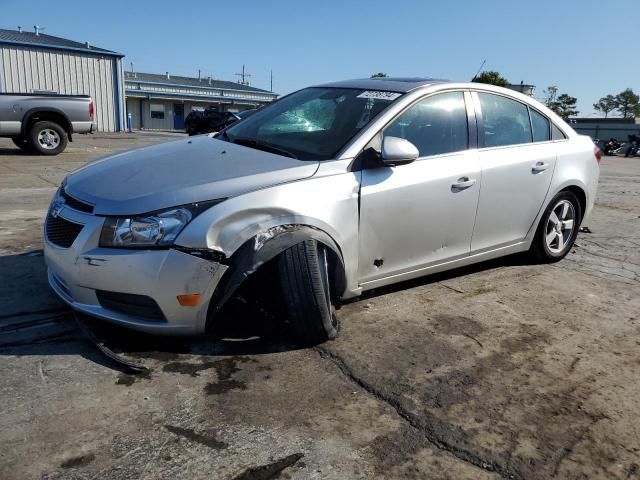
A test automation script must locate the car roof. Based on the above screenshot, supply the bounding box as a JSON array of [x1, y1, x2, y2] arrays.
[[314, 77, 450, 93]]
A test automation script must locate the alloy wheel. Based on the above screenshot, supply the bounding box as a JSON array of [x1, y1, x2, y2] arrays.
[[545, 199, 576, 254]]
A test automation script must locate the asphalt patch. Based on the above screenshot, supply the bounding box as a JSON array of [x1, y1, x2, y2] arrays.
[[230, 453, 304, 480], [164, 425, 228, 450]]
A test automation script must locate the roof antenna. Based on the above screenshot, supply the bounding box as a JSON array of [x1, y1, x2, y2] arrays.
[[471, 59, 486, 81]]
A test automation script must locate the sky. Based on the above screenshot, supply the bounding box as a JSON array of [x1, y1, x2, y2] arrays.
[[2, 0, 638, 115]]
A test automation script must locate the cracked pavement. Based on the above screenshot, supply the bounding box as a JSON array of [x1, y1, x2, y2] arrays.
[[0, 135, 639, 479]]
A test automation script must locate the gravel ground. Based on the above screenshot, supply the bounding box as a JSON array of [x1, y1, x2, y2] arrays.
[[0, 133, 638, 480]]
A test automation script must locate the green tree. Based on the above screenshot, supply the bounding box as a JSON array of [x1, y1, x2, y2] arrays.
[[543, 85, 559, 106], [471, 70, 509, 87], [543, 86, 578, 119], [370, 72, 387, 78], [614, 88, 640, 118], [593, 95, 617, 118]]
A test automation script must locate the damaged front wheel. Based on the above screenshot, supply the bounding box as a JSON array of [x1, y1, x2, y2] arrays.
[[278, 240, 339, 345]]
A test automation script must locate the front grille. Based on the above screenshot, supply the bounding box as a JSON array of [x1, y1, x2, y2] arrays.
[[61, 189, 93, 213], [46, 215, 84, 248], [96, 290, 165, 321]]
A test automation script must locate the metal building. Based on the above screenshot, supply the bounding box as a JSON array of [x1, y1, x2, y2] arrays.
[[124, 71, 278, 131], [0, 27, 126, 132]]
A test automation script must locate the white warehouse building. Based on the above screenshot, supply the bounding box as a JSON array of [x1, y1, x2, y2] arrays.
[[0, 27, 126, 132], [0, 27, 278, 133], [124, 71, 278, 131]]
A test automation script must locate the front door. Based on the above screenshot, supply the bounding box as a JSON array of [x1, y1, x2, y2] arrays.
[[470, 92, 556, 253], [173, 104, 185, 130], [358, 91, 481, 284]]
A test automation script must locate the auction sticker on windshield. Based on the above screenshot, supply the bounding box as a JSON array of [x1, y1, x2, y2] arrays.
[[356, 91, 402, 101]]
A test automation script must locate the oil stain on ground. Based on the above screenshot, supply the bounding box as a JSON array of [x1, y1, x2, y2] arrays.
[[205, 356, 255, 395], [59, 452, 96, 469], [162, 360, 219, 377], [115, 369, 151, 386]]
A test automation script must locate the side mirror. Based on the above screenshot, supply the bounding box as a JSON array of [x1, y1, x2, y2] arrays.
[[381, 136, 419, 166]]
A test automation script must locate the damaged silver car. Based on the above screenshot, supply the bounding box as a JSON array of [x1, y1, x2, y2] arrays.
[[44, 78, 600, 344]]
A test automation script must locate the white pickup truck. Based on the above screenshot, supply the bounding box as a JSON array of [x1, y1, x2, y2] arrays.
[[0, 93, 96, 155]]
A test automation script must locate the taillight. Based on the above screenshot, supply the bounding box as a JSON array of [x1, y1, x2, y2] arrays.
[[594, 145, 603, 164], [89, 99, 95, 120]]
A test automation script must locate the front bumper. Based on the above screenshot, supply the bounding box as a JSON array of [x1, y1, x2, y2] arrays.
[[44, 206, 227, 335]]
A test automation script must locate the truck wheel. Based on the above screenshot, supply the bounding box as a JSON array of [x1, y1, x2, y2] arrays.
[[278, 240, 339, 345], [529, 191, 581, 263], [27, 121, 68, 155], [11, 136, 33, 152]]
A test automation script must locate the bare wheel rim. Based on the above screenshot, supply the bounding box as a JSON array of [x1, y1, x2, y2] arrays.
[[37, 129, 61, 149], [545, 199, 576, 254]]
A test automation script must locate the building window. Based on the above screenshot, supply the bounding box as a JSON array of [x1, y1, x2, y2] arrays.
[[150, 104, 165, 119]]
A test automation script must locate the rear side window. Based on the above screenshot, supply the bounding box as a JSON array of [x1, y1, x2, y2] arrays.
[[530, 108, 550, 142], [552, 123, 567, 140], [384, 91, 468, 157], [478, 93, 532, 147]]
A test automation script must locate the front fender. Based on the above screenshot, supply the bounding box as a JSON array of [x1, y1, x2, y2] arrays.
[[206, 225, 346, 321], [176, 168, 362, 298]]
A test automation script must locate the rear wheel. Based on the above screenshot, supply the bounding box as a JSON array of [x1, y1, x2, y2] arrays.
[[11, 136, 32, 152], [530, 191, 581, 263], [278, 240, 339, 345], [27, 121, 68, 155]]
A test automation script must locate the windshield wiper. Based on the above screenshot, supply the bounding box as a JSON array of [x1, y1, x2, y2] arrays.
[[230, 137, 298, 159]]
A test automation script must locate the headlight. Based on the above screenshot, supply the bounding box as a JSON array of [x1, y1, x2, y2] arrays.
[[99, 200, 223, 248]]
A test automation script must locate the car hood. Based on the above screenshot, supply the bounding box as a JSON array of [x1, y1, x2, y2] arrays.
[[65, 135, 319, 215]]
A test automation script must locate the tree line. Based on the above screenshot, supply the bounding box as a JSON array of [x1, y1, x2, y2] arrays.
[[370, 71, 639, 120]]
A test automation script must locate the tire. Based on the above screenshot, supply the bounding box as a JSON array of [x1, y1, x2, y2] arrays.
[[27, 121, 68, 155], [11, 136, 33, 152], [278, 240, 339, 345], [530, 191, 582, 263]]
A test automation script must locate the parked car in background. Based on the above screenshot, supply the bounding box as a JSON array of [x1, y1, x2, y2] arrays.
[[235, 108, 257, 120], [44, 78, 599, 346], [184, 108, 241, 135], [0, 93, 95, 155]]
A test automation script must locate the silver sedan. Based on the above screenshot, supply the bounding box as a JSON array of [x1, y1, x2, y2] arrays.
[[44, 78, 600, 344]]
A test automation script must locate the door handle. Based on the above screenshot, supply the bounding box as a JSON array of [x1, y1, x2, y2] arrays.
[[451, 177, 477, 191], [532, 161, 550, 173]]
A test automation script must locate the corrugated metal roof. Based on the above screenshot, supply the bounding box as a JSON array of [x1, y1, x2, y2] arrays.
[[0, 28, 123, 56], [124, 71, 275, 94]]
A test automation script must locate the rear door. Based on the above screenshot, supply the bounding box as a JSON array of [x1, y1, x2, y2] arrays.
[[470, 92, 556, 253]]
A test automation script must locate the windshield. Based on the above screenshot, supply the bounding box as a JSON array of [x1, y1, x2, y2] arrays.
[[222, 87, 402, 160]]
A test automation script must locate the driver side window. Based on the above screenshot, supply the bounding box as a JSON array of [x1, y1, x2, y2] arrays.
[[384, 91, 468, 157]]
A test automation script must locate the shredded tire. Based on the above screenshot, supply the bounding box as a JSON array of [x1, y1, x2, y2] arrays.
[[278, 240, 338, 345]]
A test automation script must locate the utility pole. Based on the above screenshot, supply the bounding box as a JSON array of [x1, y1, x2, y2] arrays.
[[270, 70, 273, 92], [235, 64, 252, 86]]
